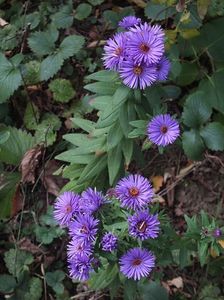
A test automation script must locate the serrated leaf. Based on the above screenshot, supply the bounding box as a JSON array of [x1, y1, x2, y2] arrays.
[[40, 52, 64, 81], [59, 35, 85, 59], [0, 274, 17, 293], [200, 122, 224, 151], [22, 60, 41, 85], [0, 130, 10, 144], [75, 3, 92, 20], [4, 249, 33, 278], [0, 53, 22, 103], [108, 145, 122, 185], [182, 130, 205, 160], [182, 91, 212, 128], [51, 4, 73, 29], [28, 29, 58, 56], [49, 78, 75, 103], [24, 277, 43, 300], [46, 270, 65, 294], [0, 127, 35, 165], [144, 3, 175, 20], [35, 225, 64, 244]]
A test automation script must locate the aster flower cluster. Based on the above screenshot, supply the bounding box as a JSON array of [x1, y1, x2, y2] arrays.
[[53, 174, 161, 282], [103, 16, 170, 89]]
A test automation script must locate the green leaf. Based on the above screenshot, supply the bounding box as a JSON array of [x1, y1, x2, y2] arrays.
[[200, 122, 224, 151], [182, 91, 212, 128], [122, 139, 133, 167], [199, 70, 224, 114], [22, 60, 41, 85], [4, 249, 33, 278], [59, 35, 85, 59], [139, 281, 169, 300], [89, 264, 119, 290], [0, 53, 22, 103], [40, 52, 64, 81], [119, 100, 136, 137], [49, 79, 75, 103], [86, 70, 118, 82], [0, 274, 17, 293], [0, 130, 10, 144], [75, 3, 92, 20], [107, 122, 123, 149], [28, 29, 58, 56], [70, 117, 95, 133], [88, 0, 104, 5], [56, 151, 94, 164], [0, 127, 35, 165], [176, 62, 198, 86], [108, 145, 122, 185], [51, 4, 73, 29], [124, 280, 138, 300], [144, 3, 175, 20], [197, 0, 210, 19], [40, 206, 58, 227], [78, 154, 107, 182], [24, 102, 40, 130], [46, 271, 65, 295], [0, 172, 21, 218], [24, 277, 43, 300], [103, 7, 135, 29], [85, 82, 117, 95], [35, 225, 64, 244], [198, 242, 208, 266], [0, 24, 18, 51], [182, 130, 205, 160]]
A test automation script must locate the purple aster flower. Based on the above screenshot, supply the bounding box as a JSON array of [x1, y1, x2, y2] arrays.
[[213, 228, 222, 238], [131, 22, 165, 40], [115, 174, 154, 210], [69, 213, 99, 244], [147, 114, 180, 147], [68, 254, 92, 281], [119, 60, 157, 89], [128, 211, 160, 240], [81, 187, 107, 214], [101, 232, 118, 252], [118, 16, 142, 29], [67, 238, 93, 259], [156, 56, 171, 81], [102, 32, 127, 71], [119, 247, 155, 280], [53, 191, 81, 227], [127, 29, 164, 65]]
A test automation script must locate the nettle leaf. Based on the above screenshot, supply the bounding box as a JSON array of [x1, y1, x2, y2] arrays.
[[46, 271, 65, 294], [75, 3, 92, 20], [51, 4, 73, 29], [40, 35, 85, 81], [200, 122, 224, 151], [0, 53, 22, 103], [182, 91, 212, 128], [182, 130, 205, 160], [4, 249, 33, 278], [0, 127, 35, 165], [28, 29, 58, 56], [49, 79, 75, 103], [0, 274, 17, 293], [145, 2, 176, 20]]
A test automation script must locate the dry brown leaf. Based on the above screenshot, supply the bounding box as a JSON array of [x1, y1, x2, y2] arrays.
[[87, 40, 106, 48], [167, 276, 183, 289], [41, 160, 66, 196], [152, 194, 166, 204], [11, 184, 23, 217], [210, 247, 219, 258], [19, 145, 43, 184], [0, 18, 8, 27], [127, 0, 147, 8], [218, 240, 224, 249], [18, 237, 42, 254], [151, 175, 163, 192]]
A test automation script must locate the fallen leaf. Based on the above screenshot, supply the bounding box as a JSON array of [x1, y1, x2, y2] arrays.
[[11, 184, 23, 217], [19, 145, 43, 184], [18, 238, 42, 254], [0, 18, 8, 27], [127, 0, 147, 8], [87, 40, 106, 48], [152, 195, 166, 204], [218, 240, 224, 249], [151, 175, 163, 192], [167, 276, 183, 289], [210, 247, 219, 258], [41, 160, 66, 196]]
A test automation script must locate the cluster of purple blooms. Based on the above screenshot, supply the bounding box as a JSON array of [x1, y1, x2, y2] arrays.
[[103, 16, 170, 89], [53, 174, 160, 282]]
